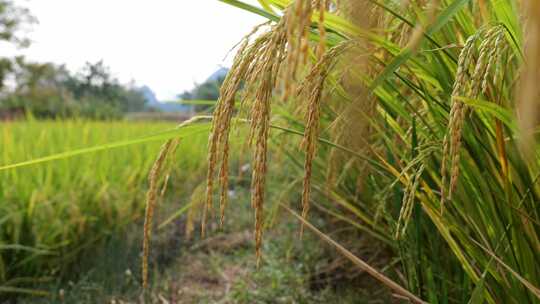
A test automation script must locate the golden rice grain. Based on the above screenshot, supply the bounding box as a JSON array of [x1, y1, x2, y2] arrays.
[[142, 139, 177, 289], [441, 26, 508, 207], [203, 18, 288, 263], [298, 41, 356, 232], [440, 33, 478, 210], [204, 0, 334, 263], [186, 184, 206, 240]]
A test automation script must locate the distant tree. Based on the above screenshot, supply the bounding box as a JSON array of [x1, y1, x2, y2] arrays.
[[179, 72, 226, 112], [1, 59, 147, 119], [0, 0, 36, 90], [65, 61, 112, 99], [1, 58, 73, 117], [64, 61, 147, 112], [11, 57, 70, 92], [0, 2, 145, 119], [0, 58, 12, 91], [0, 0, 35, 46], [179, 78, 223, 101]]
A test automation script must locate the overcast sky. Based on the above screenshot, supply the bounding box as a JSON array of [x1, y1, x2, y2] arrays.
[[1, 0, 264, 100]]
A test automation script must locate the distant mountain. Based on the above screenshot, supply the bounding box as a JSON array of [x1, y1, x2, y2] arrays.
[[206, 67, 229, 82], [141, 67, 229, 113], [153, 102, 192, 113], [140, 85, 159, 106], [141, 86, 192, 113]]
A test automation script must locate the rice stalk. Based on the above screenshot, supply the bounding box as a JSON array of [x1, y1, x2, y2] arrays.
[[282, 203, 428, 304], [518, 0, 540, 153]]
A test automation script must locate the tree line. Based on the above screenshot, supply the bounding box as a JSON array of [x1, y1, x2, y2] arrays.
[[0, 1, 147, 119]]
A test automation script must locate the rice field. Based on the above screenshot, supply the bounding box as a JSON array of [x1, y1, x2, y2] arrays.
[[0, 119, 210, 295]]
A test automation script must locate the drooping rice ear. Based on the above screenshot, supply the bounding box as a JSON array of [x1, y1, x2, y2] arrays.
[[249, 22, 288, 264], [297, 42, 356, 234], [203, 27, 264, 236], [300, 75, 324, 236], [440, 31, 478, 209], [142, 139, 178, 289], [203, 18, 288, 263], [396, 165, 425, 239], [441, 26, 508, 209], [186, 183, 206, 240], [203, 43, 244, 236]]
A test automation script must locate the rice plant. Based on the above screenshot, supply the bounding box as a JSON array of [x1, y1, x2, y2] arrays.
[[198, 0, 540, 302]]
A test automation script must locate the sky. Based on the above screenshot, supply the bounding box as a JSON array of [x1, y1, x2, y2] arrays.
[[1, 0, 264, 100]]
